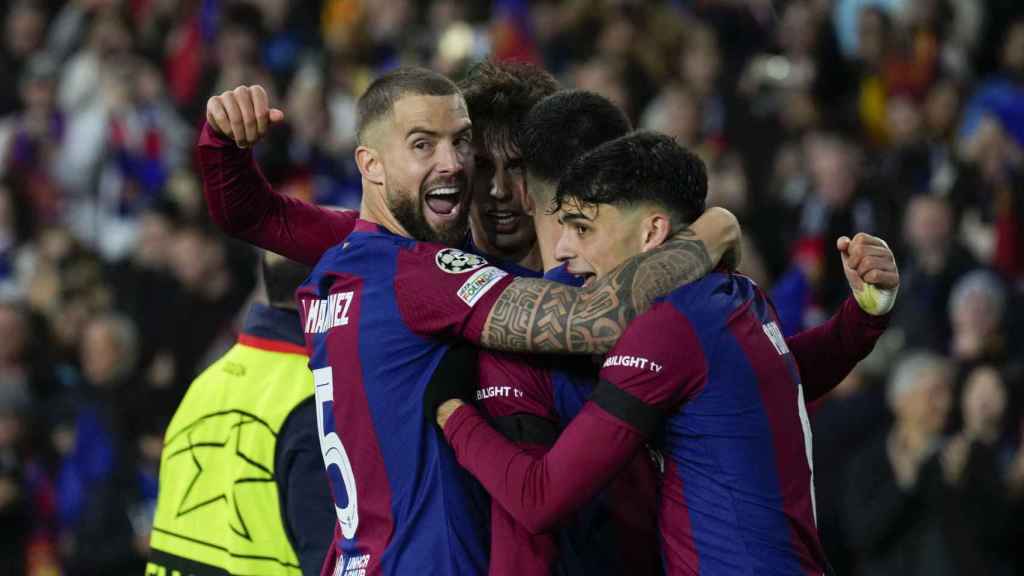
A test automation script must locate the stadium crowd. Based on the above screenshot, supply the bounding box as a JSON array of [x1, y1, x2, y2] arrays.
[[0, 0, 1021, 574]]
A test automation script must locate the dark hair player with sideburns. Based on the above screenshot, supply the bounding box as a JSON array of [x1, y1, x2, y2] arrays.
[[200, 69, 739, 576], [438, 131, 900, 576]]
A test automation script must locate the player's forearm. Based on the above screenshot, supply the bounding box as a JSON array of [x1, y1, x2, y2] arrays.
[[787, 296, 890, 402], [488, 443, 561, 576], [198, 122, 349, 266], [489, 502, 560, 575], [198, 122, 275, 237], [480, 236, 713, 354], [443, 402, 644, 533]]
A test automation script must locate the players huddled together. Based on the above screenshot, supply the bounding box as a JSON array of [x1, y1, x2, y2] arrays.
[[149, 60, 902, 576]]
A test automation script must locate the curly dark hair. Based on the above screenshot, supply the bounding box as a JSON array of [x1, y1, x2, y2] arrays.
[[555, 131, 706, 227], [458, 60, 559, 157]]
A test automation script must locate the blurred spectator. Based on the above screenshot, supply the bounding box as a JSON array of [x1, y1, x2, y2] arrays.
[[705, 151, 771, 287], [891, 194, 977, 352], [952, 116, 1022, 264], [0, 181, 38, 297], [676, 22, 727, 155], [947, 364, 1018, 573], [959, 365, 1012, 450], [0, 1, 48, 117], [834, 0, 902, 59], [852, 4, 894, 145], [641, 83, 701, 152], [771, 236, 829, 336], [948, 270, 1008, 365], [811, 367, 889, 573], [961, 17, 1024, 150], [57, 6, 134, 115], [572, 56, 631, 121], [55, 313, 148, 575], [923, 76, 962, 158], [57, 54, 192, 260], [105, 199, 181, 390], [954, 18, 1024, 279], [162, 226, 255, 398], [798, 133, 880, 309], [26, 228, 112, 365], [0, 54, 65, 226], [845, 352, 1013, 576]]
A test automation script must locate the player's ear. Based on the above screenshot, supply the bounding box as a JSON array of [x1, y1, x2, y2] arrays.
[[356, 145, 385, 186], [641, 213, 673, 252]]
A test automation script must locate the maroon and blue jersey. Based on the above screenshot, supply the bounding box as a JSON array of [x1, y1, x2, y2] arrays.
[[445, 272, 888, 576], [297, 220, 514, 576], [599, 273, 824, 574], [473, 264, 661, 576]]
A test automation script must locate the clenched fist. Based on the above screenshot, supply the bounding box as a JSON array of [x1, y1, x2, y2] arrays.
[[206, 85, 285, 148], [838, 233, 900, 315]]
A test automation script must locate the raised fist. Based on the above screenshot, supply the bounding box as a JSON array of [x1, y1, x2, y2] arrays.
[[838, 233, 900, 315], [205, 85, 285, 148]]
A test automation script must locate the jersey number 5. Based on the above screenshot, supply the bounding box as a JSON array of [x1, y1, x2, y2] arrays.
[[314, 367, 359, 539]]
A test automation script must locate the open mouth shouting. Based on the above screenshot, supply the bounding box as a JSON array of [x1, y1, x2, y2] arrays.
[[424, 183, 466, 226]]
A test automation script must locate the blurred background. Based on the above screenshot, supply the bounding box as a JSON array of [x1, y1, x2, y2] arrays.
[[0, 0, 1021, 574]]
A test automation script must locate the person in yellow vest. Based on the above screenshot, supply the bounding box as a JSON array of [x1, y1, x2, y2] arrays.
[[147, 252, 334, 576]]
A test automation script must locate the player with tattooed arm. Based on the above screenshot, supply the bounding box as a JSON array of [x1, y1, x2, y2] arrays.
[[438, 132, 899, 576], [471, 89, 665, 576], [200, 68, 739, 576]]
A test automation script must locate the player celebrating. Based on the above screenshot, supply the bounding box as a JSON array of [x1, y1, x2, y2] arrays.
[[474, 89, 664, 575], [196, 59, 560, 277], [202, 68, 739, 576], [438, 132, 899, 575], [461, 60, 558, 273]]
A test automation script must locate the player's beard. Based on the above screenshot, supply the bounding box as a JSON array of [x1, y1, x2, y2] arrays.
[[388, 182, 469, 247]]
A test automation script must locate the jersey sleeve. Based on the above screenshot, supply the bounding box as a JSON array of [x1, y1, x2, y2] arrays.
[[784, 296, 890, 402], [476, 351, 555, 421], [198, 122, 358, 266], [596, 301, 707, 416], [487, 444, 561, 576], [441, 301, 705, 533], [443, 401, 648, 534], [394, 244, 514, 342]]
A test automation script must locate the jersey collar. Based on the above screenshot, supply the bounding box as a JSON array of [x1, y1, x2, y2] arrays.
[[238, 303, 306, 355]]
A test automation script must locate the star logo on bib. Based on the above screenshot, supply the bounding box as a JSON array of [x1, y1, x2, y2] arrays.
[[163, 410, 276, 541]]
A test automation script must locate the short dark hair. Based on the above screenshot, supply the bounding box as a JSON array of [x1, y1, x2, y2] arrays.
[[519, 90, 632, 183], [262, 252, 312, 307], [459, 60, 559, 156], [356, 67, 461, 144], [555, 131, 706, 227]]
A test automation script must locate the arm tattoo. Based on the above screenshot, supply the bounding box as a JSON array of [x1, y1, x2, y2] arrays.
[[482, 237, 713, 353]]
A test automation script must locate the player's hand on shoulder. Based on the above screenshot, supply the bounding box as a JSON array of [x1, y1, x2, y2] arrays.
[[206, 85, 285, 148], [838, 233, 900, 315], [687, 207, 742, 271]]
